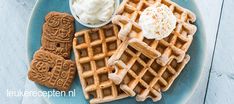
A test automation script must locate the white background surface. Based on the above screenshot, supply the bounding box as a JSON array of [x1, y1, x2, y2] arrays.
[[0, 0, 233, 104]]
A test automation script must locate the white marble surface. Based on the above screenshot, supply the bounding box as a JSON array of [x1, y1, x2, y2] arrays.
[[205, 0, 234, 104], [0, 0, 233, 104], [0, 0, 37, 104], [187, 0, 224, 104]]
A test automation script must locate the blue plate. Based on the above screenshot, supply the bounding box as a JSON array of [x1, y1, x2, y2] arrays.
[[27, 0, 206, 104]]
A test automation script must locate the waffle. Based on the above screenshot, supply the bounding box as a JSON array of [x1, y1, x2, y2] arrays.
[[108, 40, 190, 101], [112, 0, 197, 66], [108, 38, 161, 84], [73, 24, 129, 104]]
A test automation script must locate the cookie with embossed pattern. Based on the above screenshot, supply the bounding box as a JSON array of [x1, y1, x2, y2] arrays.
[[41, 12, 75, 59], [28, 49, 76, 91]]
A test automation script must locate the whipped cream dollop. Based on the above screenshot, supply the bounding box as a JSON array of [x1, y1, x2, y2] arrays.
[[72, 0, 115, 24], [139, 3, 176, 40]]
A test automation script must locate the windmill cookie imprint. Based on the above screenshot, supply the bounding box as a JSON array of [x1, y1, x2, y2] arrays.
[[28, 50, 76, 91], [41, 12, 75, 59]]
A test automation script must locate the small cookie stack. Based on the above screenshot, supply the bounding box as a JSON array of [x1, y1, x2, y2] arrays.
[[28, 12, 76, 91]]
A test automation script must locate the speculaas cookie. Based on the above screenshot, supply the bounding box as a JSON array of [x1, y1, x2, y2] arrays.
[[41, 12, 75, 59], [28, 49, 76, 91]]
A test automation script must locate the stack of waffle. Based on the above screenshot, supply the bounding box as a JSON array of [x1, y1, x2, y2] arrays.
[[73, 0, 196, 103]]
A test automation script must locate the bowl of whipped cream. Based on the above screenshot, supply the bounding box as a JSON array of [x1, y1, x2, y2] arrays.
[[69, 0, 120, 28]]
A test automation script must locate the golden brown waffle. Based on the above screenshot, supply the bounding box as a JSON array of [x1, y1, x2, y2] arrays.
[[73, 24, 129, 104], [112, 0, 196, 66], [108, 39, 190, 101], [108, 38, 161, 84], [28, 49, 76, 91]]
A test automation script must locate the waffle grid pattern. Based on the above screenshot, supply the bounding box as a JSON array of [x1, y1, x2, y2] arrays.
[[108, 40, 190, 101], [73, 24, 128, 104], [113, 0, 197, 66]]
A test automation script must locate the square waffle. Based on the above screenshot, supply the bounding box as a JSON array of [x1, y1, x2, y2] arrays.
[[108, 39, 190, 101], [73, 24, 129, 103], [108, 38, 161, 84], [112, 0, 197, 66]]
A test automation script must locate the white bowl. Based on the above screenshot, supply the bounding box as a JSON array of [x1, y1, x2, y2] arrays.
[[69, 0, 120, 28]]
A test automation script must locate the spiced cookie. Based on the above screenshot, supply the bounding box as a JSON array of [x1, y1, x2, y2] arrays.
[[41, 12, 75, 59], [28, 49, 76, 91]]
